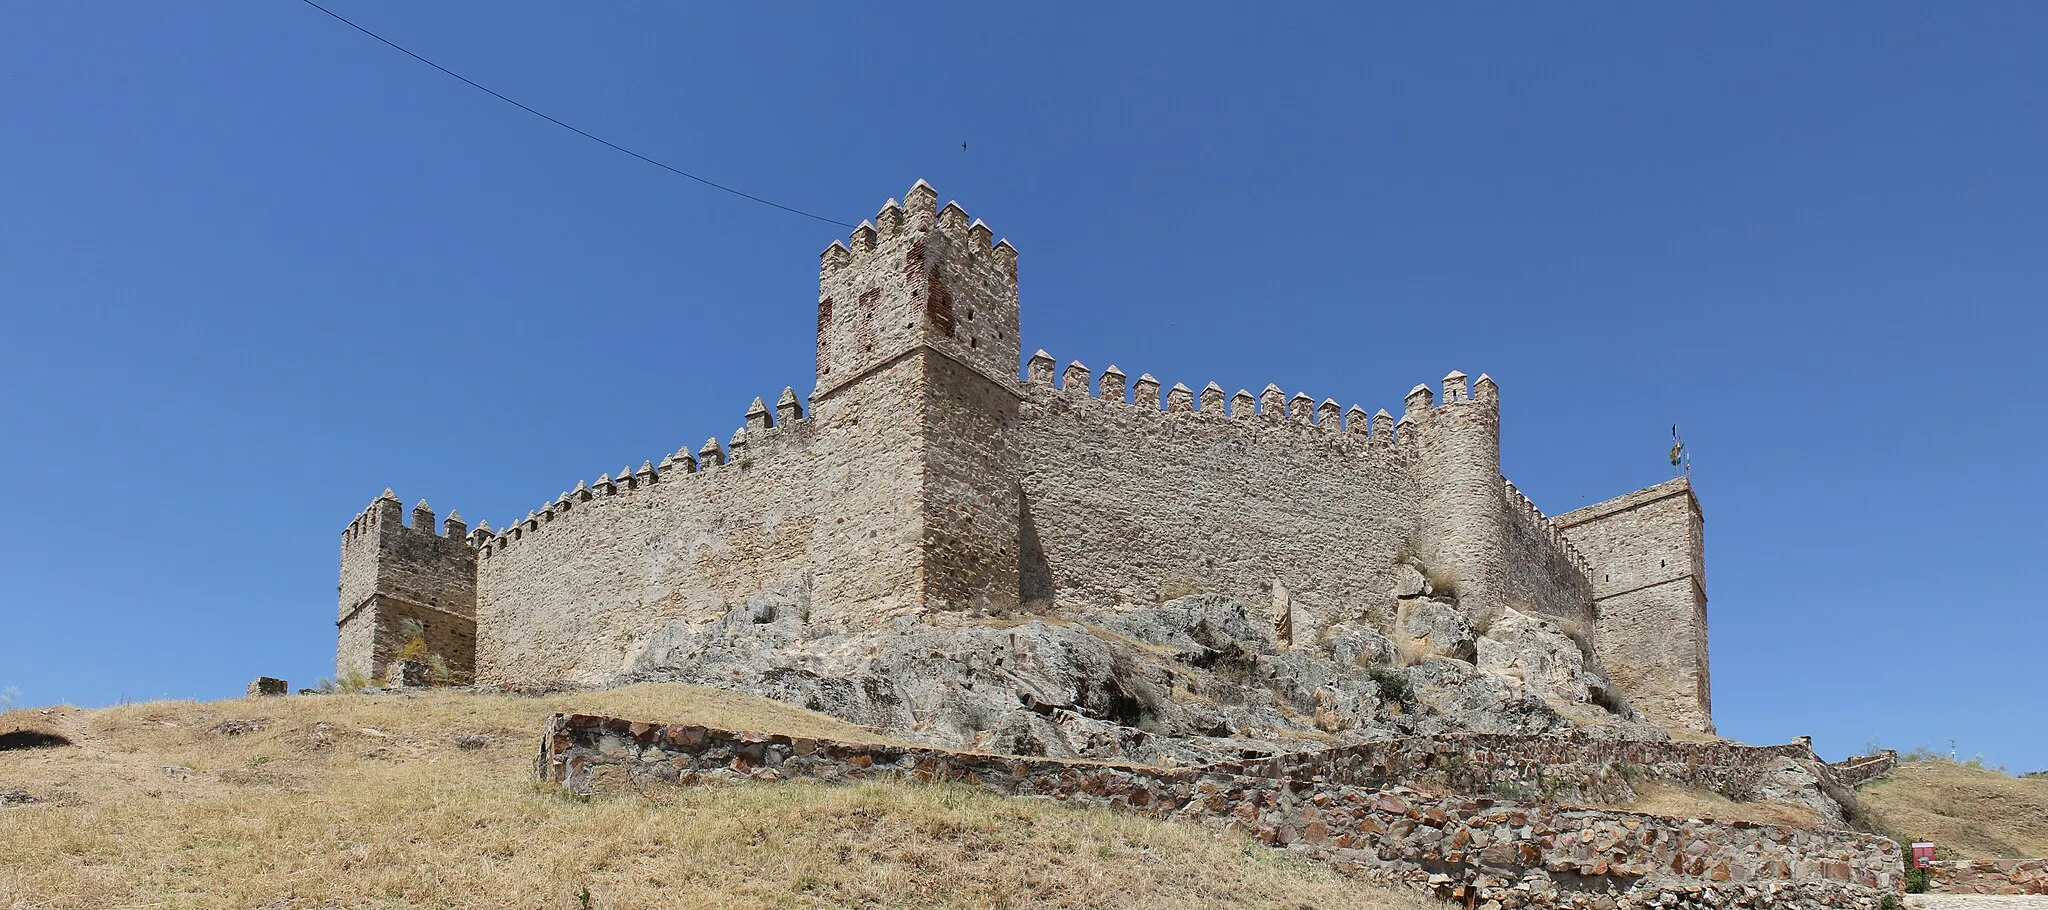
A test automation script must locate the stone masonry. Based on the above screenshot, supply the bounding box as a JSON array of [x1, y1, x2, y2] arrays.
[[538, 714, 1902, 909], [334, 180, 1714, 732]]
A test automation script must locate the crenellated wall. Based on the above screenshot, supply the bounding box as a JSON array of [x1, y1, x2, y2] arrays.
[[471, 391, 839, 685], [340, 178, 1710, 727], [1013, 356, 1597, 646]]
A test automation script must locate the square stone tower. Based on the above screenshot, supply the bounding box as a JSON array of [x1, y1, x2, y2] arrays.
[[1555, 478, 1712, 733], [808, 181, 1024, 617], [336, 490, 477, 683]]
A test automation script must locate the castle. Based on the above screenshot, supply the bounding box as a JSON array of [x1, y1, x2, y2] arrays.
[[335, 180, 1714, 734]]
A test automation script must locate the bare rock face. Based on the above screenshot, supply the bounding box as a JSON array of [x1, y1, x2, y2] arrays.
[[1475, 609, 1605, 707], [1400, 600, 1476, 662], [617, 591, 1662, 765]]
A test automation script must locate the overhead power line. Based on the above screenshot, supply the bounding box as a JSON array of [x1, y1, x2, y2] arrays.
[[296, 0, 855, 228]]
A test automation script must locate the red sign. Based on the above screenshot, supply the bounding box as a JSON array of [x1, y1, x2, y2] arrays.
[[1912, 842, 1936, 869]]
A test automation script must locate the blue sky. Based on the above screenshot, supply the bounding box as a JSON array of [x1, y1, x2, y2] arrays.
[[3, 4, 2041, 770]]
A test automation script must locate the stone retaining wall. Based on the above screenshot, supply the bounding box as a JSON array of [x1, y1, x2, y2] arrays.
[[1828, 749, 1900, 788], [1212, 732, 1832, 811], [538, 714, 1900, 909], [1929, 859, 2048, 895]]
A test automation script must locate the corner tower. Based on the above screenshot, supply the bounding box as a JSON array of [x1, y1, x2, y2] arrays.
[[1555, 478, 1713, 733], [337, 489, 478, 683], [808, 181, 1023, 620]]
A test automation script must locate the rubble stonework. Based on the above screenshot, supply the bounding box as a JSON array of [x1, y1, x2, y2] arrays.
[[537, 714, 1902, 910], [1828, 749, 1901, 788], [333, 180, 1713, 734], [1927, 859, 2048, 895]]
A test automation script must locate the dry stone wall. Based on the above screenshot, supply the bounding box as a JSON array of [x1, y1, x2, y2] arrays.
[[1828, 749, 1899, 788], [1928, 859, 2048, 895], [538, 714, 1901, 910], [1209, 732, 1845, 821]]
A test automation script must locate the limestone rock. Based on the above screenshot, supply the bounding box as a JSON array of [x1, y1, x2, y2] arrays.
[[1328, 627, 1397, 668], [245, 677, 287, 698], [1475, 609, 1603, 706], [1394, 563, 1427, 598], [615, 592, 1661, 766], [1401, 600, 1475, 662]]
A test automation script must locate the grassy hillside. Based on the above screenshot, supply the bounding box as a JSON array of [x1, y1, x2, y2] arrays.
[[1857, 760, 2048, 860], [0, 685, 1437, 910]]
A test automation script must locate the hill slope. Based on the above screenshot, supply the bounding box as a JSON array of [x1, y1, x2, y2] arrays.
[[1857, 760, 2048, 860], [0, 685, 1437, 910]]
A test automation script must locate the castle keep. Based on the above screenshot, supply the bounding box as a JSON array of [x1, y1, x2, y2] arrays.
[[336, 180, 1714, 733]]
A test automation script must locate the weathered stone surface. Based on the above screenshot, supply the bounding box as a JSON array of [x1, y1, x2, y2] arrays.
[[1929, 859, 2048, 895], [333, 180, 1717, 746], [385, 659, 430, 688], [1476, 609, 1604, 707], [245, 677, 287, 698], [1403, 600, 1476, 662], [616, 591, 1668, 766], [1555, 480, 1713, 734], [538, 714, 1901, 910]]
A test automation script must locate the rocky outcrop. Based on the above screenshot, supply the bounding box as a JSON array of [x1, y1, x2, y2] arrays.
[[616, 591, 1665, 766]]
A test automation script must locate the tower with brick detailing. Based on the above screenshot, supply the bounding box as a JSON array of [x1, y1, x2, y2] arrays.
[[330, 179, 1714, 734], [810, 181, 1024, 615]]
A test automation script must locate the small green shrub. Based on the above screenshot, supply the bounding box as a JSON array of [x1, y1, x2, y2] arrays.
[[1368, 669, 1413, 705], [1903, 863, 1930, 893]]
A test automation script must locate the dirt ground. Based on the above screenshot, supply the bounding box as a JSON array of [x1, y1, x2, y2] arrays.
[[1911, 897, 2048, 909]]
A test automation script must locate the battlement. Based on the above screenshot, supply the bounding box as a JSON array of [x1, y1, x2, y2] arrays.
[[1503, 479, 1591, 577], [474, 388, 813, 559], [340, 489, 474, 548], [815, 181, 1020, 403], [336, 489, 479, 684], [334, 178, 1710, 732], [1025, 351, 1502, 447]]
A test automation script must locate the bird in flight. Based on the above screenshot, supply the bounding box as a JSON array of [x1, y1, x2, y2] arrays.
[[961, 141, 968, 151]]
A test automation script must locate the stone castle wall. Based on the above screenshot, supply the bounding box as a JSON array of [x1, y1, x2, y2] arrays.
[[1015, 366, 1418, 638], [470, 393, 834, 685], [538, 714, 1901, 910], [336, 180, 1712, 729], [1014, 360, 1595, 646]]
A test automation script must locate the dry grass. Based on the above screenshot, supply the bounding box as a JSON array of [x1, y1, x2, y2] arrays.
[[1595, 781, 1822, 829], [1856, 760, 2048, 860], [0, 685, 1440, 910]]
